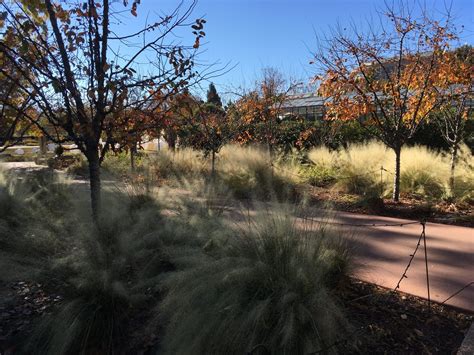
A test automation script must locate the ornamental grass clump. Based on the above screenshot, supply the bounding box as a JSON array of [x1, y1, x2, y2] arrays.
[[149, 148, 208, 181], [0, 169, 213, 354], [159, 210, 351, 355], [218, 145, 302, 201], [305, 141, 474, 202]]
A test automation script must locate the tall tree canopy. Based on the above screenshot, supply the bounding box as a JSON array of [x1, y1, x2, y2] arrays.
[[0, 0, 209, 219]]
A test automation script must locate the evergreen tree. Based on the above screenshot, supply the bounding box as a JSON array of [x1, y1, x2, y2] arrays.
[[206, 83, 223, 107]]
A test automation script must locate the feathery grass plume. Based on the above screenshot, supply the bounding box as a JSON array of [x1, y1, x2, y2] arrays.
[[399, 144, 474, 201], [149, 148, 208, 182], [305, 141, 474, 202], [0, 169, 77, 282], [159, 207, 351, 355], [302, 146, 339, 187], [448, 144, 474, 203], [305, 142, 387, 195], [399, 145, 446, 199], [307, 145, 339, 168], [217, 145, 302, 201], [335, 142, 389, 196], [21, 184, 178, 354]]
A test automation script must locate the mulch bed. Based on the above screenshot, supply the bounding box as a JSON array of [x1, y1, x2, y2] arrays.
[[1, 279, 471, 354], [0, 281, 62, 354], [339, 279, 472, 354]]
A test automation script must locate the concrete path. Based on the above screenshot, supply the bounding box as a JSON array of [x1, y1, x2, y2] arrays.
[[302, 210, 473, 312], [0, 162, 44, 170]]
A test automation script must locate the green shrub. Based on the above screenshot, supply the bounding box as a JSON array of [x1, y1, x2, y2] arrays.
[[300, 164, 337, 187], [160, 211, 351, 354], [335, 164, 380, 196], [66, 155, 89, 177], [218, 168, 255, 199]]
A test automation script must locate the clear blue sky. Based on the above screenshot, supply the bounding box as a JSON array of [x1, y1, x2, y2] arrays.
[[119, 0, 474, 100]]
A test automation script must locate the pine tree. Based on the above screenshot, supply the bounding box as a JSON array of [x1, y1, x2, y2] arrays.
[[206, 83, 222, 107]]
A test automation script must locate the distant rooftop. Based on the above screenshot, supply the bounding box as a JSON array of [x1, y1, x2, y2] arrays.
[[280, 93, 325, 109]]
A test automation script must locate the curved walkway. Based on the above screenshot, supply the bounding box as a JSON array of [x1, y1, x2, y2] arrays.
[[303, 210, 473, 312]]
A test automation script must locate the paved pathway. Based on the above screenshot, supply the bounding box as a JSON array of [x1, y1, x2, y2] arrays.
[[0, 162, 43, 170], [300, 210, 473, 312]]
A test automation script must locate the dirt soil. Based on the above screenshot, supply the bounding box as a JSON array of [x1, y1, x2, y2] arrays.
[[337, 279, 472, 354]]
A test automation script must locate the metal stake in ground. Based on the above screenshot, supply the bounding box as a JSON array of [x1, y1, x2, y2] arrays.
[[421, 220, 431, 309], [380, 166, 384, 196]]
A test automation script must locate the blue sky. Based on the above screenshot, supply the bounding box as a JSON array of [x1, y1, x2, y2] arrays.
[[118, 0, 474, 100]]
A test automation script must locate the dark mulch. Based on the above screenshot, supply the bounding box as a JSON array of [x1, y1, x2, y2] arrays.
[[1, 279, 471, 354], [0, 281, 62, 353], [339, 279, 472, 354]]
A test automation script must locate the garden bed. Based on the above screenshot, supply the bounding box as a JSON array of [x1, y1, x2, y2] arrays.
[[339, 279, 472, 354], [1, 279, 471, 354]]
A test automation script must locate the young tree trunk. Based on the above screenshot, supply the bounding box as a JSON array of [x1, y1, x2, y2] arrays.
[[268, 142, 274, 178], [449, 142, 459, 194], [87, 148, 102, 222], [39, 135, 47, 155], [130, 145, 136, 172], [392, 145, 402, 202], [211, 150, 216, 178], [165, 130, 177, 151]]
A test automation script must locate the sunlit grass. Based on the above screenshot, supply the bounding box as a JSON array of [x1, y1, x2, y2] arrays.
[[159, 207, 351, 354]]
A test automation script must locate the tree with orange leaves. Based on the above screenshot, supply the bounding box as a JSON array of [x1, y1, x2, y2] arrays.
[[313, 2, 459, 201], [234, 68, 305, 154], [173, 85, 230, 176]]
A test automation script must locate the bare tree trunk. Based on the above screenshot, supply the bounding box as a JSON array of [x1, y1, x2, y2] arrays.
[[268, 142, 274, 178], [449, 142, 459, 194], [392, 145, 402, 202], [87, 148, 102, 222], [165, 130, 177, 151], [211, 150, 216, 178], [130, 145, 136, 172], [39, 135, 47, 155]]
